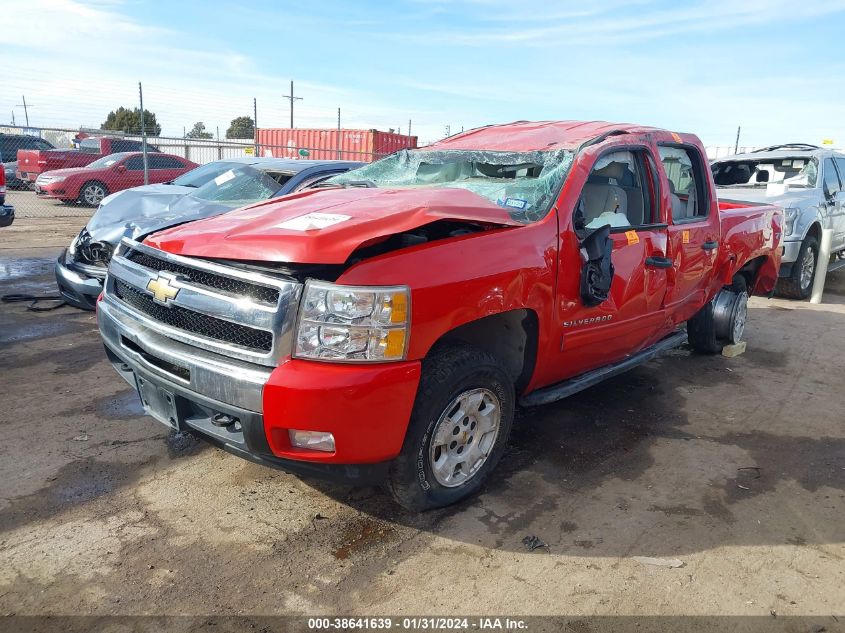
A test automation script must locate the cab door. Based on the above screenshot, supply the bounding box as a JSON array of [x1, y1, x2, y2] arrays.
[[554, 146, 670, 379], [658, 144, 720, 319], [828, 158, 845, 250]]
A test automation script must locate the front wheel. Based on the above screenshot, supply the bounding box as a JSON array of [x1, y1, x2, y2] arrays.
[[776, 236, 818, 300], [388, 346, 515, 511], [79, 181, 109, 207]]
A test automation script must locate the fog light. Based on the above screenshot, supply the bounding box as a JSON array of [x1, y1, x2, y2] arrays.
[[288, 430, 336, 452]]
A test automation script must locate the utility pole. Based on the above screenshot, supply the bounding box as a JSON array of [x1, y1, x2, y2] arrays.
[[253, 97, 259, 156], [139, 82, 149, 185], [11, 111, 15, 126], [337, 107, 341, 160], [15, 95, 32, 127], [408, 119, 412, 148], [283, 80, 303, 129], [734, 126, 741, 154], [444, 124, 451, 138]]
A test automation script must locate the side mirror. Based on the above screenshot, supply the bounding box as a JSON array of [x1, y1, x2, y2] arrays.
[[116, 164, 127, 173], [579, 224, 614, 307]]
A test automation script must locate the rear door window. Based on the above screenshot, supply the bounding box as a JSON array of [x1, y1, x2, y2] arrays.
[[823, 158, 841, 196], [658, 145, 708, 222], [148, 155, 184, 169]]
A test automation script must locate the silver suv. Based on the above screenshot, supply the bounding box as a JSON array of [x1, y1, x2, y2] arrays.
[[712, 144, 845, 298]]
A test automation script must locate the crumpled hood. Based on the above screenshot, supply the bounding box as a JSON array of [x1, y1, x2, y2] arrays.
[[717, 186, 822, 210], [86, 186, 231, 246], [145, 187, 522, 264]]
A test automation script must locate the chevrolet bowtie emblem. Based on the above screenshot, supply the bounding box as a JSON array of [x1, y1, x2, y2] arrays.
[[146, 273, 179, 304]]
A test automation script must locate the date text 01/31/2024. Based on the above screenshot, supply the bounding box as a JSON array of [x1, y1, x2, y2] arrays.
[[307, 617, 528, 630]]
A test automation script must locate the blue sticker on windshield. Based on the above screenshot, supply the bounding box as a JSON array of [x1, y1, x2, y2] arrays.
[[500, 198, 529, 210]]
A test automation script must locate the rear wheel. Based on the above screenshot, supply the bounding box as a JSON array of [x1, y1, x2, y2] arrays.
[[388, 345, 514, 511], [79, 181, 108, 207], [688, 277, 748, 354], [776, 235, 818, 300]]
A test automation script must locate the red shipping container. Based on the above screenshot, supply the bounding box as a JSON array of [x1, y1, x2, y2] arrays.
[[256, 128, 417, 162]]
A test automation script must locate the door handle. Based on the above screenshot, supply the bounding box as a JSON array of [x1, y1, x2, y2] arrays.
[[702, 240, 719, 250], [645, 256, 673, 269]]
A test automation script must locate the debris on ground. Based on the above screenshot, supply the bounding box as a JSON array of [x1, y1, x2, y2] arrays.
[[722, 341, 747, 358], [522, 535, 548, 551], [633, 556, 685, 568], [72, 434, 89, 442]]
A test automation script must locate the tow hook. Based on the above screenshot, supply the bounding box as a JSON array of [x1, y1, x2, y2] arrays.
[[211, 413, 239, 428]]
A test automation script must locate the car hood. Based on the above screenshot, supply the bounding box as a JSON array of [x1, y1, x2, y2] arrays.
[[145, 187, 522, 264], [86, 187, 233, 246], [40, 166, 101, 179], [717, 186, 822, 209]]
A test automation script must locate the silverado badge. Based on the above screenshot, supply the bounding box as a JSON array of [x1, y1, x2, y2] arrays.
[[146, 274, 180, 305]]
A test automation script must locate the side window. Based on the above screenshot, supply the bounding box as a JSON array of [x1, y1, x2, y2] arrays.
[[824, 158, 842, 196], [292, 172, 336, 192], [580, 150, 658, 230], [34, 139, 53, 151], [111, 140, 143, 153], [658, 146, 707, 221], [125, 156, 145, 171], [148, 155, 183, 169]]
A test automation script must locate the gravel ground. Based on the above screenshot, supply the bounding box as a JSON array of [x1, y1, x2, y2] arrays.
[[0, 216, 843, 631]]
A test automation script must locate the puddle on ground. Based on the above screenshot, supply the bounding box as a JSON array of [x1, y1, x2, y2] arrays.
[[0, 257, 55, 282]]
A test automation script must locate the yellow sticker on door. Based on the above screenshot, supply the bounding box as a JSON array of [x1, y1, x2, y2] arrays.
[[682, 230, 690, 244], [625, 230, 639, 245]]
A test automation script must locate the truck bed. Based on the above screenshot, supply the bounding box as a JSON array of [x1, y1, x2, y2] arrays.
[[718, 198, 783, 295]]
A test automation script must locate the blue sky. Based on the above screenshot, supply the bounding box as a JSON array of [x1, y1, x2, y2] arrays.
[[2, 0, 844, 148]]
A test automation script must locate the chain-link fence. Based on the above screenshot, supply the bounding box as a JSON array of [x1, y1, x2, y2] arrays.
[[2, 123, 416, 219], [1, 75, 423, 220]]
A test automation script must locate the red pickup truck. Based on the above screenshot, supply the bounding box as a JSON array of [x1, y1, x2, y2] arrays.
[[16, 136, 159, 184], [97, 121, 782, 510]]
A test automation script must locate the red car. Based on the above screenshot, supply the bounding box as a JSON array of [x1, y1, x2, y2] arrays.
[[34, 152, 197, 206], [98, 121, 783, 510]]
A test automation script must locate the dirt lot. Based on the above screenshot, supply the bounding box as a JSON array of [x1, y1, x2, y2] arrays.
[[1, 215, 843, 628]]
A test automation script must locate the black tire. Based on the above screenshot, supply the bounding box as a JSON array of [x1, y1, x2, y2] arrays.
[[78, 180, 109, 207], [687, 276, 748, 354], [776, 235, 818, 300], [687, 299, 721, 354], [388, 345, 515, 511]]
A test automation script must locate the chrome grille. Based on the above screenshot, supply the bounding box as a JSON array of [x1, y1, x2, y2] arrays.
[[103, 238, 302, 366], [125, 248, 280, 306], [114, 280, 273, 352]]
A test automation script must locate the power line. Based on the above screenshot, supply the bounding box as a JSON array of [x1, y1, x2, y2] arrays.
[[282, 80, 303, 129]]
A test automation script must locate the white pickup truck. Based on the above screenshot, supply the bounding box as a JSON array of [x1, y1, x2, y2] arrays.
[[711, 144, 845, 299]]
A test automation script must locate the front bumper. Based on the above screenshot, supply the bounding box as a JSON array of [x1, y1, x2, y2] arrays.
[[778, 240, 802, 278], [97, 294, 422, 482], [55, 250, 105, 310]]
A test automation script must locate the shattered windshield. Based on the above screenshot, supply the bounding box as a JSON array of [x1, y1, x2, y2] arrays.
[[189, 165, 293, 207], [328, 148, 575, 223], [712, 157, 818, 188]]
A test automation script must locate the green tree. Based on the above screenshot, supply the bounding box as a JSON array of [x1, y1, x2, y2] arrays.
[[186, 121, 213, 139], [226, 116, 254, 139], [101, 106, 161, 136]]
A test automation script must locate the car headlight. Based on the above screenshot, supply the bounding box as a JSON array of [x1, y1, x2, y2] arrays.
[[784, 207, 799, 236], [294, 281, 410, 362], [68, 232, 81, 256]]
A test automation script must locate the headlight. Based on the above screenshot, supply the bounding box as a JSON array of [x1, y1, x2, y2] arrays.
[[784, 207, 799, 236], [294, 281, 410, 362], [68, 232, 81, 256]]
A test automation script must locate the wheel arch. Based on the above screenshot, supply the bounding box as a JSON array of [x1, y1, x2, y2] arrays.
[[427, 308, 539, 395]]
